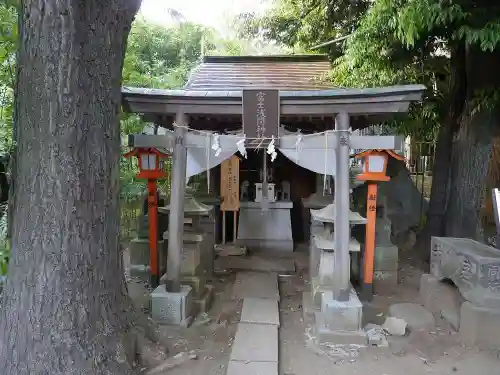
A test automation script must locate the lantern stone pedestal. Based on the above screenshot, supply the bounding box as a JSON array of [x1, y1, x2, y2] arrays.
[[302, 203, 368, 346], [129, 237, 166, 285]]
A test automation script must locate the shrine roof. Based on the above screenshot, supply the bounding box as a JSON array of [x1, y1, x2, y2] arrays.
[[121, 84, 426, 117], [184, 54, 334, 91], [121, 54, 426, 129]]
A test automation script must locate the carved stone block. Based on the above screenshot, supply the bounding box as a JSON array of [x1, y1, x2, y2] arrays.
[[431, 237, 500, 309]]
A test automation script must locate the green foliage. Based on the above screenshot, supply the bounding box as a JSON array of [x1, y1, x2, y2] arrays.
[[246, 0, 500, 141], [0, 1, 17, 158], [233, 0, 369, 56], [119, 19, 254, 200], [328, 0, 446, 139]]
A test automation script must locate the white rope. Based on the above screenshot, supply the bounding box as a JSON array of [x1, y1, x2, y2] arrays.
[[171, 121, 334, 139], [295, 132, 303, 162], [206, 133, 211, 193], [237, 135, 247, 158]]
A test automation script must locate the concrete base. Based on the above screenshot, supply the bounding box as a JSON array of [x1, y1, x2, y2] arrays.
[[420, 273, 463, 329], [459, 301, 500, 349], [306, 284, 366, 348], [315, 289, 363, 332], [150, 285, 193, 325], [420, 273, 500, 349], [313, 327, 367, 346]]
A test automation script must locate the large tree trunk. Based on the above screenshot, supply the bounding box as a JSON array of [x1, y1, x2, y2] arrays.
[[0, 1, 146, 374], [445, 46, 500, 239], [415, 42, 466, 261]]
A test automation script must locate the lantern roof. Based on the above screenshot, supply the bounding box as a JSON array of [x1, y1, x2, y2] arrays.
[[313, 232, 362, 252], [302, 193, 334, 209], [310, 203, 367, 224], [353, 149, 404, 161], [123, 147, 170, 159], [160, 187, 213, 216]]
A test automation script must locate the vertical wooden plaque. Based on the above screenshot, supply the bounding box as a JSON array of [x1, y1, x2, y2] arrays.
[[220, 155, 240, 212]]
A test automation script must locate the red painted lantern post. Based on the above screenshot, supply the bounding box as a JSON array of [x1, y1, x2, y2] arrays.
[[355, 149, 404, 301], [124, 147, 170, 287]]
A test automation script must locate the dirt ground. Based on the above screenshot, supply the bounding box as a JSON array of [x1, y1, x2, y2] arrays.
[[279, 252, 500, 375], [128, 249, 500, 375], [128, 273, 241, 375]]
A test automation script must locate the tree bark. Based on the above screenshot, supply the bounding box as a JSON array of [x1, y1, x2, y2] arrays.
[[415, 42, 466, 261], [0, 1, 144, 374], [445, 46, 500, 239]]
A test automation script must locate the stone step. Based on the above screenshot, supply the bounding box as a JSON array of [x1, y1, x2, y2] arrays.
[[229, 323, 279, 363], [232, 272, 279, 301], [240, 298, 279, 326], [215, 254, 295, 274], [226, 361, 278, 375]]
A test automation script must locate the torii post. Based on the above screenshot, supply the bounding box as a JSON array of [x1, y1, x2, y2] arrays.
[[127, 116, 404, 299]]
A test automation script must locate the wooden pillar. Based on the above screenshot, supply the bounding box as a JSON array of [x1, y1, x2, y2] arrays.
[[147, 179, 159, 287], [165, 113, 188, 293], [361, 183, 378, 301]]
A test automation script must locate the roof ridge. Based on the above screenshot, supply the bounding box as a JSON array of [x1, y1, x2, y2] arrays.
[[203, 54, 330, 64]]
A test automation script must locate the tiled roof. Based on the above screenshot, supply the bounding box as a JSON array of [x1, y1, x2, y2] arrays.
[[184, 55, 334, 91]]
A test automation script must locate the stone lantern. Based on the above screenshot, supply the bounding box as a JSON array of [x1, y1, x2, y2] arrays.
[[158, 187, 216, 317], [308, 203, 367, 301], [303, 202, 369, 346]]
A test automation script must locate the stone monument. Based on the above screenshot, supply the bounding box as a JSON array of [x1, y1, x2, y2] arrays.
[[419, 236, 500, 350], [370, 195, 399, 294], [430, 237, 500, 309]]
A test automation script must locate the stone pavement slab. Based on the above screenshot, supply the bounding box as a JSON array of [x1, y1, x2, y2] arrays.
[[240, 298, 280, 326], [226, 360, 278, 375], [215, 254, 295, 273], [229, 323, 279, 362], [232, 272, 279, 300]]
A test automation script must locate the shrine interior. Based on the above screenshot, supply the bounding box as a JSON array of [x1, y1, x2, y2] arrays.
[[208, 149, 317, 245]]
